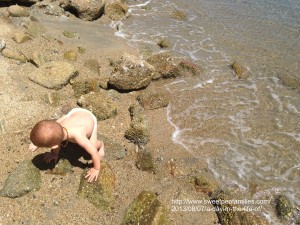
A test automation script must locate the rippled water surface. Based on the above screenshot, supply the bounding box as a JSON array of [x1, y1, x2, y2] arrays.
[[116, 0, 300, 223]]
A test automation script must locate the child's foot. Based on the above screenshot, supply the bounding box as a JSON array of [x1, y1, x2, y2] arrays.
[[98, 147, 105, 159]]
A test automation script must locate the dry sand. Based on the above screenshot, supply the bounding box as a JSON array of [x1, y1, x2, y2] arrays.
[[0, 6, 218, 225]]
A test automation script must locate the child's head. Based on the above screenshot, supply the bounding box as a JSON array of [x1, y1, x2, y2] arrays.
[[30, 120, 64, 147]]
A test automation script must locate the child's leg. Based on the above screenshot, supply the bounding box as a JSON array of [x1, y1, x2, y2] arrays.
[[90, 127, 105, 160]]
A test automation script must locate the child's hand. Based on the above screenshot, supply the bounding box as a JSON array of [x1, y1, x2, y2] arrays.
[[85, 168, 100, 183], [29, 143, 38, 152], [44, 152, 58, 163]]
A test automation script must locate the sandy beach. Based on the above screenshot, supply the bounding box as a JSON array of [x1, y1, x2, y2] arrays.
[[0, 2, 220, 224]]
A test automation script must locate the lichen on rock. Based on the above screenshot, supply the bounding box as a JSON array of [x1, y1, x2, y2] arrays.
[[121, 191, 169, 225], [0, 160, 41, 198]]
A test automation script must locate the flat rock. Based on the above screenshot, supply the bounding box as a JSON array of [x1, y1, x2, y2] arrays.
[[77, 162, 115, 209], [29, 61, 78, 89], [0, 160, 41, 198]]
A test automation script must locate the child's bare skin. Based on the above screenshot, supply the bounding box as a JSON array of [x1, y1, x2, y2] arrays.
[[29, 108, 104, 182]]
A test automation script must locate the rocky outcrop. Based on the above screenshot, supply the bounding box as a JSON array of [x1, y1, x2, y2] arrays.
[[77, 162, 115, 209], [275, 195, 292, 219], [125, 104, 150, 145], [108, 54, 154, 92], [60, 0, 105, 21], [121, 191, 169, 225], [0, 160, 41, 198], [77, 91, 117, 121], [29, 61, 78, 89], [136, 91, 170, 110]]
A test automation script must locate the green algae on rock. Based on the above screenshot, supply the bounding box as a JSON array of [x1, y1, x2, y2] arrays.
[[125, 104, 150, 145], [121, 191, 169, 225], [136, 150, 156, 173], [29, 61, 78, 90], [77, 162, 115, 209], [275, 195, 292, 219], [0, 160, 41, 198]]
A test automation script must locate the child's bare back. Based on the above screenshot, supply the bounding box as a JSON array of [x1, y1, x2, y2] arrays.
[[29, 108, 104, 182]]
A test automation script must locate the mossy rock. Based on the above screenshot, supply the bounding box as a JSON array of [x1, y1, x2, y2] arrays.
[[275, 195, 292, 219], [63, 31, 78, 38], [0, 160, 41, 198], [77, 162, 115, 209], [231, 61, 250, 79], [77, 91, 117, 121], [157, 39, 170, 49], [121, 191, 169, 225], [64, 50, 78, 61], [278, 73, 300, 90], [136, 150, 156, 173], [72, 77, 100, 97], [136, 91, 170, 110], [125, 104, 150, 145], [46, 159, 73, 176], [170, 10, 187, 20]]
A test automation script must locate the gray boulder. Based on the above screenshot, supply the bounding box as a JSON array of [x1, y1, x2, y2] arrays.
[[108, 54, 154, 92], [0, 160, 41, 198], [77, 91, 117, 121], [29, 61, 78, 90]]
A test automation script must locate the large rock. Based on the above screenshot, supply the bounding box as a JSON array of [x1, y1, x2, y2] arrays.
[[77, 162, 115, 209], [108, 54, 154, 92], [72, 77, 100, 97], [60, 0, 105, 21], [7, 5, 30, 17], [0, 160, 41, 198], [125, 104, 150, 145], [121, 191, 169, 225], [136, 91, 170, 110], [77, 91, 117, 121], [29, 61, 78, 90]]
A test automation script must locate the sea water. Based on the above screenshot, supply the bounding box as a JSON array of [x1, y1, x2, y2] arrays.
[[114, 0, 300, 223]]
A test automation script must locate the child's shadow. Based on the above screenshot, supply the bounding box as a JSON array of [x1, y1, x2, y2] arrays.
[[32, 143, 92, 171]]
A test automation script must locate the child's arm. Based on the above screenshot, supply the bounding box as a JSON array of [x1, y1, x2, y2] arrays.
[[76, 137, 101, 182], [44, 145, 60, 163]]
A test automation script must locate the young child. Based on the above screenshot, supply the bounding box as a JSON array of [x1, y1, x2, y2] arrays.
[[29, 108, 104, 183]]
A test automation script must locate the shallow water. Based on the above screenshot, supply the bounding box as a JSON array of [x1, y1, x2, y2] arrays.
[[116, 0, 300, 223]]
